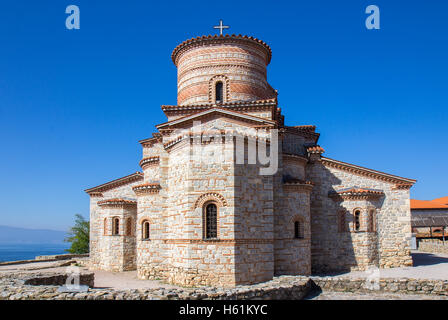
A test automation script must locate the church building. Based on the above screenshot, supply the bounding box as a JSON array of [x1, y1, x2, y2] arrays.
[[85, 32, 416, 287]]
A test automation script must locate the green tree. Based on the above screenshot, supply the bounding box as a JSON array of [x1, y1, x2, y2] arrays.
[[65, 214, 89, 254]]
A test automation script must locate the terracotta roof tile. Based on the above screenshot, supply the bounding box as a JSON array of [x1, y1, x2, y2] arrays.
[[334, 187, 384, 196], [411, 198, 448, 209], [161, 98, 277, 111], [306, 145, 325, 154]]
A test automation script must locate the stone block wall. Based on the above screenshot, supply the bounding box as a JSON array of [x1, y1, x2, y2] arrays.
[[96, 204, 137, 272], [89, 181, 141, 271], [418, 239, 448, 254], [307, 159, 413, 273]]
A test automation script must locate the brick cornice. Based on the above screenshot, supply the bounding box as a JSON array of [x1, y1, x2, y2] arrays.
[[172, 34, 272, 66], [282, 153, 308, 165], [322, 157, 417, 186], [282, 126, 320, 141], [85, 172, 144, 194], [132, 183, 162, 195], [283, 180, 314, 193], [89, 192, 103, 198], [162, 99, 278, 120], [97, 198, 137, 207], [139, 156, 160, 169], [329, 187, 384, 201]]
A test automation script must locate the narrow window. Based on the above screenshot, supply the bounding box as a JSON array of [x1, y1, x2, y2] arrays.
[[294, 221, 303, 239], [142, 221, 150, 240], [112, 217, 120, 235], [126, 218, 132, 236], [205, 203, 218, 239], [215, 81, 223, 103], [354, 210, 361, 232]]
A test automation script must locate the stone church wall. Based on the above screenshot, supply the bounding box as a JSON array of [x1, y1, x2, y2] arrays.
[[307, 160, 412, 273], [96, 205, 137, 272], [89, 181, 140, 271], [273, 151, 312, 276]]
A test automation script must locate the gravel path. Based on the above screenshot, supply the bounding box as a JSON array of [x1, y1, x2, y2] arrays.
[[93, 270, 180, 290]]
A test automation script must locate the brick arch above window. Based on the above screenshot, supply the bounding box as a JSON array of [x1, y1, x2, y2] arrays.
[[194, 192, 228, 209], [137, 217, 154, 225], [208, 75, 230, 104]]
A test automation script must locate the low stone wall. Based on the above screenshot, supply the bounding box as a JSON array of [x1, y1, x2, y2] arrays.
[[1, 273, 448, 300], [23, 273, 94, 287], [307, 276, 448, 296], [35, 254, 89, 261], [418, 239, 448, 255], [0, 274, 311, 300]]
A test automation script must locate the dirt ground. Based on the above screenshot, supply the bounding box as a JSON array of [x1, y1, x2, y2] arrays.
[[316, 251, 448, 280], [1, 251, 447, 297]]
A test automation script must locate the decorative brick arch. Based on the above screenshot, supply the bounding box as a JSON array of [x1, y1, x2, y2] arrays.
[[137, 217, 154, 225], [208, 75, 230, 104], [194, 192, 228, 209]]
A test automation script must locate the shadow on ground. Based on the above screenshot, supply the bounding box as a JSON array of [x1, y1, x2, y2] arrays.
[[412, 252, 448, 267]]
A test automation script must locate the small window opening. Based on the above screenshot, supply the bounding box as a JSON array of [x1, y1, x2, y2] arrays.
[[354, 210, 361, 232], [142, 221, 150, 240], [294, 221, 303, 239], [205, 203, 217, 239], [112, 217, 120, 235], [215, 82, 223, 103]]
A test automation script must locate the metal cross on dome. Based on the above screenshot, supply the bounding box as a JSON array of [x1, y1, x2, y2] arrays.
[[213, 19, 230, 36]]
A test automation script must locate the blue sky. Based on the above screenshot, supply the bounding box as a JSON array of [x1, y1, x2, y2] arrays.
[[0, 1, 446, 231]]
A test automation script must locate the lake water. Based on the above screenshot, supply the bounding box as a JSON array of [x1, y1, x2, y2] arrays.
[[0, 243, 71, 262]]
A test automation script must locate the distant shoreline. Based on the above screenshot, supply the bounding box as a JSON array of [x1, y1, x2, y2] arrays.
[[0, 243, 70, 263]]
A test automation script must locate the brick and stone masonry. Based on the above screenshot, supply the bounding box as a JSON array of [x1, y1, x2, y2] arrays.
[[85, 34, 417, 287]]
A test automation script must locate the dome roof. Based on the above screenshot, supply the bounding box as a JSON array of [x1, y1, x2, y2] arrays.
[[171, 34, 272, 66]]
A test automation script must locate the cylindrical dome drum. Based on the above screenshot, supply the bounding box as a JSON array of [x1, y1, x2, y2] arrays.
[[172, 35, 274, 106]]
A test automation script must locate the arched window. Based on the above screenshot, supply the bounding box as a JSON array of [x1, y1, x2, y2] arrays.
[[112, 217, 120, 235], [215, 81, 223, 103], [142, 221, 150, 240], [126, 218, 132, 236], [204, 203, 218, 239], [354, 210, 361, 232], [294, 220, 304, 239]]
